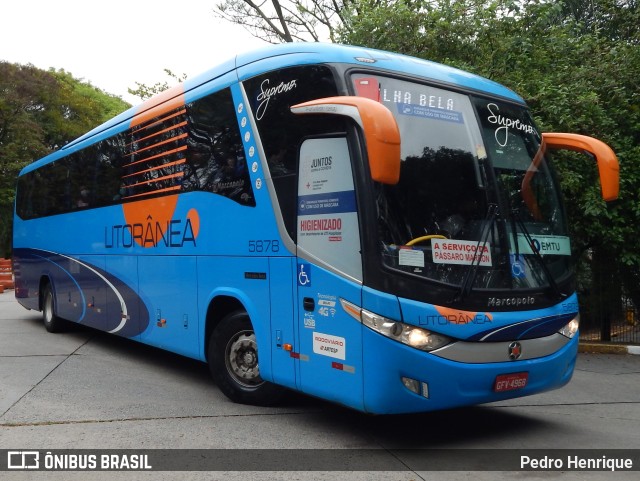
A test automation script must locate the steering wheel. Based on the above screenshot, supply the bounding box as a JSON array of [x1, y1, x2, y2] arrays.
[[405, 234, 447, 246]]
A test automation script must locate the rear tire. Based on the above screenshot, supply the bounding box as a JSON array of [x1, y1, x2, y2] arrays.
[[208, 311, 284, 406], [42, 284, 65, 333]]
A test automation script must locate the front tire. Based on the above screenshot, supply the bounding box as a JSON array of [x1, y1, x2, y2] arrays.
[[208, 311, 284, 406], [42, 284, 65, 333]]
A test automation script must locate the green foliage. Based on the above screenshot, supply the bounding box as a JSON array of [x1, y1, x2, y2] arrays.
[[0, 62, 130, 257], [340, 0, 640, 314], [128, 69, 187, 101]]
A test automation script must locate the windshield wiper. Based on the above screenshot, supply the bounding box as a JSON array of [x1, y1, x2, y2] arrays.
[[452, 203, 498, 304], [510, 209, 565, 300]]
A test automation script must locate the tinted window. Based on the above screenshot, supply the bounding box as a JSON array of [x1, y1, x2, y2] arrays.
[[243, 65, 342, 239], [16, 88, 254, 219], [183, 90, 254, 206]]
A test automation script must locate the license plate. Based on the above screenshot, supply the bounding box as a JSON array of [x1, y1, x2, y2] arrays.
[[494, 372, 528, 392]]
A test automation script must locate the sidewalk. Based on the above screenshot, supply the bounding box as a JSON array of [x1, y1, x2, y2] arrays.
[[579, 341, 640, 355]]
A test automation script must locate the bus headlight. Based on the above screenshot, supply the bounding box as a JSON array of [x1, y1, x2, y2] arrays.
[[360, 308, 451, 351], [558, 314, 580, 339]]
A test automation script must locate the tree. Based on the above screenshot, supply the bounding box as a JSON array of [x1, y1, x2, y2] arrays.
[[213, 0, 383, 42], [339, 0, 640, 326], [0, 62, 130, 257]]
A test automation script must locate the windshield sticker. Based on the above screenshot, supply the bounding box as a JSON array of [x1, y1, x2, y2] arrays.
[[486, 103, 538, 147], [476, 144, 487, 159], [510, 254, 527, 278], [431, 239, 492, 266], [255, 78, 298, 120], [380, 88, 462, 123], [396, 103, 463, 124], [511, 234, 571, 256], [297, 137, 362, 279], [382, 89, 455, 109], [298, 191, 356, 216], [399, 247, 425, 268]]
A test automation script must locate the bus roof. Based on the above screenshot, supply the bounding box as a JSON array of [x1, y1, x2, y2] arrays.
[[234, 43, 523, 103], [21, 43, 523, 175]]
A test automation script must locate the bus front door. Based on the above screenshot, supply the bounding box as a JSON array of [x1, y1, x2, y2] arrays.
[[268, 256, 298, 389], [294, 136, 365, 411]]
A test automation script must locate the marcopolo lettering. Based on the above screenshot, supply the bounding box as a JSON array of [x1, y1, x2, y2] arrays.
[[105, 218, 196, 248], [488, 296, 536, 307]]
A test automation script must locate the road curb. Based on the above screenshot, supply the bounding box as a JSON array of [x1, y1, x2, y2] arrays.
[[579, 342, 640, 355]]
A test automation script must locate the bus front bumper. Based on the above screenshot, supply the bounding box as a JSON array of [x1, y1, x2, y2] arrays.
[[361, 328, 578, 414]]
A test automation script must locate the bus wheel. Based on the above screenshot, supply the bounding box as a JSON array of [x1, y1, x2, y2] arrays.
[[42, 284, 65, 333], [208, 311, 283, 406]]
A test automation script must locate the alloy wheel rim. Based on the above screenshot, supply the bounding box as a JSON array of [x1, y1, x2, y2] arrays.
[[225, 330, 264, 388]]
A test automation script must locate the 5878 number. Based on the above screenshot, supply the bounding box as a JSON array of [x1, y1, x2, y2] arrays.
[[248, 240, 280, 253]]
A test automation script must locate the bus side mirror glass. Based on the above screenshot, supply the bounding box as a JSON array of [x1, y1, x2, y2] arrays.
[[542, 132, 620, 201], [291, 96, 401, 184]]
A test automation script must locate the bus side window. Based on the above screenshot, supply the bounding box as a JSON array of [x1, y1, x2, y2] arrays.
[[185, 88, 255, 207]]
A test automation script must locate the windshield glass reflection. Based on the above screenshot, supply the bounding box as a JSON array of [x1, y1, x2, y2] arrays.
[[352, 74, 571, 293]]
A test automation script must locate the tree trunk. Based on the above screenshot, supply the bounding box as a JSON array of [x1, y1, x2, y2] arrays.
[[591, 246, 621, 342]]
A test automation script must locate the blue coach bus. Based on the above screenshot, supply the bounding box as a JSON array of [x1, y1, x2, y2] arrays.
[[13, 43, 619, 414]]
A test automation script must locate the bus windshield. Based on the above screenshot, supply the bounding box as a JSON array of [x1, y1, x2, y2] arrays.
[[352, 74, 571, 292]]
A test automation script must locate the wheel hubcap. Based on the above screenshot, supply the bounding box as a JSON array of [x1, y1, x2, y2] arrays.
[[226, 331, 263, 388]]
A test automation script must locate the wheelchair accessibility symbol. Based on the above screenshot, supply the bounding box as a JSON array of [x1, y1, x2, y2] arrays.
[[510, 254, 526, 279], [298, 263, 311, 287]]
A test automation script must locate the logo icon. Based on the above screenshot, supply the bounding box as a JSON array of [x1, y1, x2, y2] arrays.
[[8, 451, 40, 470], [508, 341, 523, 360]]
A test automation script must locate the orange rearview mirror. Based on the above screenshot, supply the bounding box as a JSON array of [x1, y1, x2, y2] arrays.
[[291, 96, 401, 184], [542, 133, 620, 201]]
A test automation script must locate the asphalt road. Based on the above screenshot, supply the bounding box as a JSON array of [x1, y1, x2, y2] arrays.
[[1, 290, 639, 480]]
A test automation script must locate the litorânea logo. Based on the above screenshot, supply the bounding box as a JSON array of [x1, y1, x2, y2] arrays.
[[104, 195, 200, 249]]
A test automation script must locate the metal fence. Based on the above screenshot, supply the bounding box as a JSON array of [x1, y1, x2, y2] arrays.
[[579, 296, 639, 344]]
